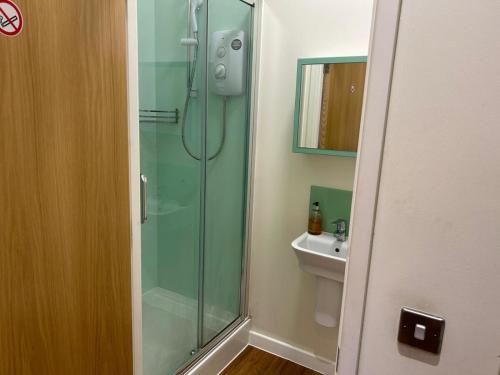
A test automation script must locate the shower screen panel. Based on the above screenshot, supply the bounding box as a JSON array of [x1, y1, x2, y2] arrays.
[[137, 0, 253, 373], [201, 0, 253, 346]]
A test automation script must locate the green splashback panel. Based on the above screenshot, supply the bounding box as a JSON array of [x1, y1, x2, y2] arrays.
[[310, 186, 353, 235]]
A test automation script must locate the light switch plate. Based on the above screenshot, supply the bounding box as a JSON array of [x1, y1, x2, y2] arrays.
[[398, 307, 445, 354]]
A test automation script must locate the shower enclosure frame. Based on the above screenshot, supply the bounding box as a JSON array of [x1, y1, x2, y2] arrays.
[[126, 0, 263, 374]]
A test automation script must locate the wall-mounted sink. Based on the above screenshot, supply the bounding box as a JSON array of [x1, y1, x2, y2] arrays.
[[292, 232, 348, 327]]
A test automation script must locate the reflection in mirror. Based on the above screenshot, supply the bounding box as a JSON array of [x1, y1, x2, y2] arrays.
[[294, 58, 367, 156]]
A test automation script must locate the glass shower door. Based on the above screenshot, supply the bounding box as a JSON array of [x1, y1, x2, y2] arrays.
[[138, 0, 204, 374]]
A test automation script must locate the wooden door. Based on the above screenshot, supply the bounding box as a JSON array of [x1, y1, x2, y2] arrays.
[[318, 62, 366, 152], [0, 1, 132, 374]]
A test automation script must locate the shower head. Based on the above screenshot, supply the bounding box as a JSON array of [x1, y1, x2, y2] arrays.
[[190, 0, 204, 34]]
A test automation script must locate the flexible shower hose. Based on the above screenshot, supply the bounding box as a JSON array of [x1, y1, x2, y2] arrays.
[[181, 34, 228, 161]]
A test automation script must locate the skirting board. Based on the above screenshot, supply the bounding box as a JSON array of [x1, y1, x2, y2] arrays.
[[186, 321, 335, 375], [249, 331, 335, 375]]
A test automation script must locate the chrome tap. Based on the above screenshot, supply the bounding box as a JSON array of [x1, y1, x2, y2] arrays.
[[332, 219, 347, 242]]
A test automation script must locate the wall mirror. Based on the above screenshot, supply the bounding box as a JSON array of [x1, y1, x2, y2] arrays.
[[293, 56, 367, 157]]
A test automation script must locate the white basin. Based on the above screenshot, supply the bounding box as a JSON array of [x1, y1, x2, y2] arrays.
[[292, 232, 348, 327]]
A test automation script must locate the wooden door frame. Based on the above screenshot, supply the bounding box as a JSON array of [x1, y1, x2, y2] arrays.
[[126, 1, 143, 374], [335, 0, 402, 373]]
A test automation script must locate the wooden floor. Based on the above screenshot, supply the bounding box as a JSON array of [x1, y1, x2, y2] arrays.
[[221, 346, 321, 375]]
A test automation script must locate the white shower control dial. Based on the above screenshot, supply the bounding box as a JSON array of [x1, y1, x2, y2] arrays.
[[216, 46, 226, 58], [209, 30, 246, 96], [215, 64, 226, 79]]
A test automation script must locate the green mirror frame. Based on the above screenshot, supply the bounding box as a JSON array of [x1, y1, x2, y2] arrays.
[[292, 56, 368, 157]]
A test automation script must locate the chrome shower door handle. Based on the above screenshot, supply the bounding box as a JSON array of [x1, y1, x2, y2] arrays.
[[140, 174, 148, 224]]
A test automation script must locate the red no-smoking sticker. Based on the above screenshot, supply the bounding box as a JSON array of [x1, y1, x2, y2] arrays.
[[0, 0, 23, 37]]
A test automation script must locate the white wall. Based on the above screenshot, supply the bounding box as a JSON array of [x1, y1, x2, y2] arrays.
[[249, 0, 373, 360], [357, 0, 500, 374]]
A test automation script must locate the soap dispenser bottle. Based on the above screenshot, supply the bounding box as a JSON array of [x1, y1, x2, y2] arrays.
[[308, 202, 322, 235]]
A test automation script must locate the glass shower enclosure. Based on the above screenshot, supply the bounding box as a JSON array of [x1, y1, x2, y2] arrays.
[[137, 0, 253, 374]]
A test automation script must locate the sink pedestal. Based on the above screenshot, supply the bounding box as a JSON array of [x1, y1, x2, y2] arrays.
[[315, 276, 343, 327]]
